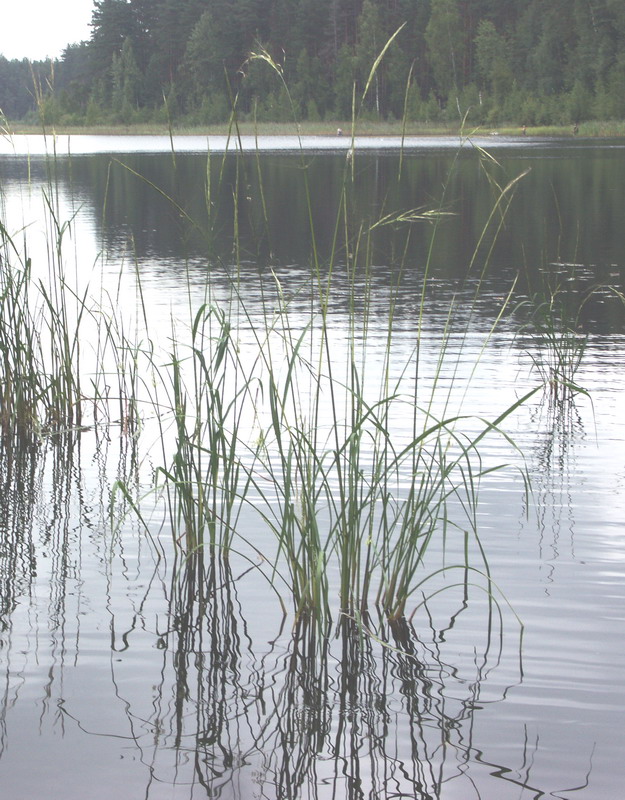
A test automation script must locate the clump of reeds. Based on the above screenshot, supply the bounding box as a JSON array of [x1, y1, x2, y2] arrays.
[[104, 39, 538, 630], [4, 33, 538, 633], [0, 129, 90, 444], [0, 187, 146, 451], [0, 229, 81, 444], [516, 289, 588, 403], [0, 237, 40, 443], [154, 303, 256, 556]]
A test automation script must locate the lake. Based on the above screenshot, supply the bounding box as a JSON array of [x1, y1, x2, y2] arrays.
[[1, 134, 624, 799]]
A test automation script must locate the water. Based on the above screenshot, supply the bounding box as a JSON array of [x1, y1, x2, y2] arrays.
[[1, 135, 624, 799]]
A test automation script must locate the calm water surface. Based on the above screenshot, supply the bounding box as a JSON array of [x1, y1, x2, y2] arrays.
[[1, 135, 624, 799]]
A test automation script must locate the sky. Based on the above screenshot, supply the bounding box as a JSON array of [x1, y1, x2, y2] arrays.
[[0, 0, 93, 61]]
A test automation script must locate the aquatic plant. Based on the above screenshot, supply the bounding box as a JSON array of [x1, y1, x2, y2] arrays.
[[1, 37, 538, 635], [516, 288, 588, 402], [0, 201, 148, 448], [85, 39, 540, 631], [0, 217, 83, 443]]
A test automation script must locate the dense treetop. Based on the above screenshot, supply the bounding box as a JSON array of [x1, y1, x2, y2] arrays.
[[2, 0, 625, 126]]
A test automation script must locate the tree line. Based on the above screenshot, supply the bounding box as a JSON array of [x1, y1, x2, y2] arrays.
[[2, 0, 625, 127]]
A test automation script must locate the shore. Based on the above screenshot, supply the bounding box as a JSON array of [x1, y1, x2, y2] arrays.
[[4, 119, 625, 138]]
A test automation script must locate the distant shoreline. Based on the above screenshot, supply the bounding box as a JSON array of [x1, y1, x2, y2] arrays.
[[5, 120, 625, 138]]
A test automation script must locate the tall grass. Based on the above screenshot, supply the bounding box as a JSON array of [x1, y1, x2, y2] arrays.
[[516, 288, 588, 402], [99, 42, 539, 629], [111, 167, 532, 631], [0, 215, 84, 443], [2, 38, 548, 633]]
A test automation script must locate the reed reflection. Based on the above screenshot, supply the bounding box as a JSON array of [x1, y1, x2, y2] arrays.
[[255, 616, 333, 799], [139, 564, 535, 799], [54, 149, 625, 320], [0, 440, 39, 642], [144, 554, 262, 795], [0, 427, 144, 753]]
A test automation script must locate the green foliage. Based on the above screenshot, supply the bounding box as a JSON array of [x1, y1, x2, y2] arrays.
[[354, 0, 385, 116], [333, 44, 356, 120], [197, 92, 231, 125], [111, 38, 142, 117], [516, 290, 589, 403], [474, 20, 514, 102], [3, 0, 625, 125], [0, 54, 547, 635], [425, 0, 464, 101], [567, 79, 594, 123], [180, 10, 227, 106], [0, 210, 86, 443]]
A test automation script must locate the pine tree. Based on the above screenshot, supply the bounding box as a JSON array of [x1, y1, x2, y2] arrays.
[[89, 0, 138, 83], [425, 0, 464, 102]]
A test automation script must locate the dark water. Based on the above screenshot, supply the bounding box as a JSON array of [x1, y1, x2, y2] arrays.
[[1, 137, 624, 798]]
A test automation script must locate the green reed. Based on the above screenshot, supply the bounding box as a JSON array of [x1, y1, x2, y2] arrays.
[[0, 199, 142, 448], [0, 217, 83, 443], [2, 37, 538, 630], [155, 303, 258, 555], [0, 234, 39, 442], [210, 118, 532, 626], [104, 41, 535, 627], [516, 288, 588, 402]]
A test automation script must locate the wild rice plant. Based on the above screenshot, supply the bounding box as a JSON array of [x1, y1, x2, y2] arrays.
[[0, 236, 41, 443], [211, 158, 533, 629], [154, 304, 253, 555], [4, 35, 537, 632], [516, 289, 588, 402], [0, 161, 89, 443], [113, 42, 535, 628]]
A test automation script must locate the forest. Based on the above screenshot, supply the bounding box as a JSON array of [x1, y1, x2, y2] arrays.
[[1, 0, 625, 127]]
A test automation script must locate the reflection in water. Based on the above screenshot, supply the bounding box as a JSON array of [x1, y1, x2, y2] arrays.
[[151, 556, 257, 795], [0, 429, 534, 798], [0, 429, 139, 754], [141, 572, 531, 799], [0, 442, 38, 625], [1, 143, 625, 798], [1, 147, 624, 333], [0, 434, 79, 761], [531, 394, 585, 569]]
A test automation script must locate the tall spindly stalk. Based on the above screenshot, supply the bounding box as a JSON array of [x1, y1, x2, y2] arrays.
[[154, 304, 256, 555], [516, 288, 588, 402], [0, 214, 85, 443], [121, 35, 535, 626], [2, 38, 539, 632]]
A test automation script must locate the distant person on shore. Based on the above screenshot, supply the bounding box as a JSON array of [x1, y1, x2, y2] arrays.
[[522, 124, 527, 135], [337, 128, 343, 136], [573, 123, 579, 135]]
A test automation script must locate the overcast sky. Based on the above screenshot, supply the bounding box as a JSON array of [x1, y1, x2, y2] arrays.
[[0, 0, 93, 61]]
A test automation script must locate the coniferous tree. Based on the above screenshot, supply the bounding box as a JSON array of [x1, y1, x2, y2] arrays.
[[474, 19, 513, 102], [111, 37, 141, 117], [355, 0, 385, 115], [425, 0, 464, 104], [3, 0, 625, 125], [89, 0, 138, 82], [181, 10, 229, 105]]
